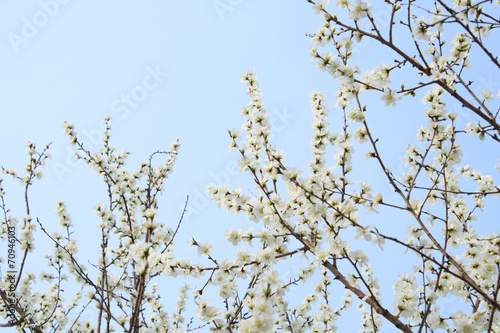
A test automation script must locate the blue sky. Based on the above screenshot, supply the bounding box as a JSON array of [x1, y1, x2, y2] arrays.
[[1, 1, 500, 332], [0, 1, 341, 330], [1, 0, 326, 259], [1, 0, 329, 220]]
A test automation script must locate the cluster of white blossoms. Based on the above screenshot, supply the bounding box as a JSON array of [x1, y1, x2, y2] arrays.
[[0, 141, 81, 330], [1, 117, 203, 331], [206, 0, 500, 331], [207, 70, 391, 331]]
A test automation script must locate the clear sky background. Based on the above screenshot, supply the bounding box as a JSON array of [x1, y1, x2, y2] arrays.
[[1, 1, 499, 332]]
